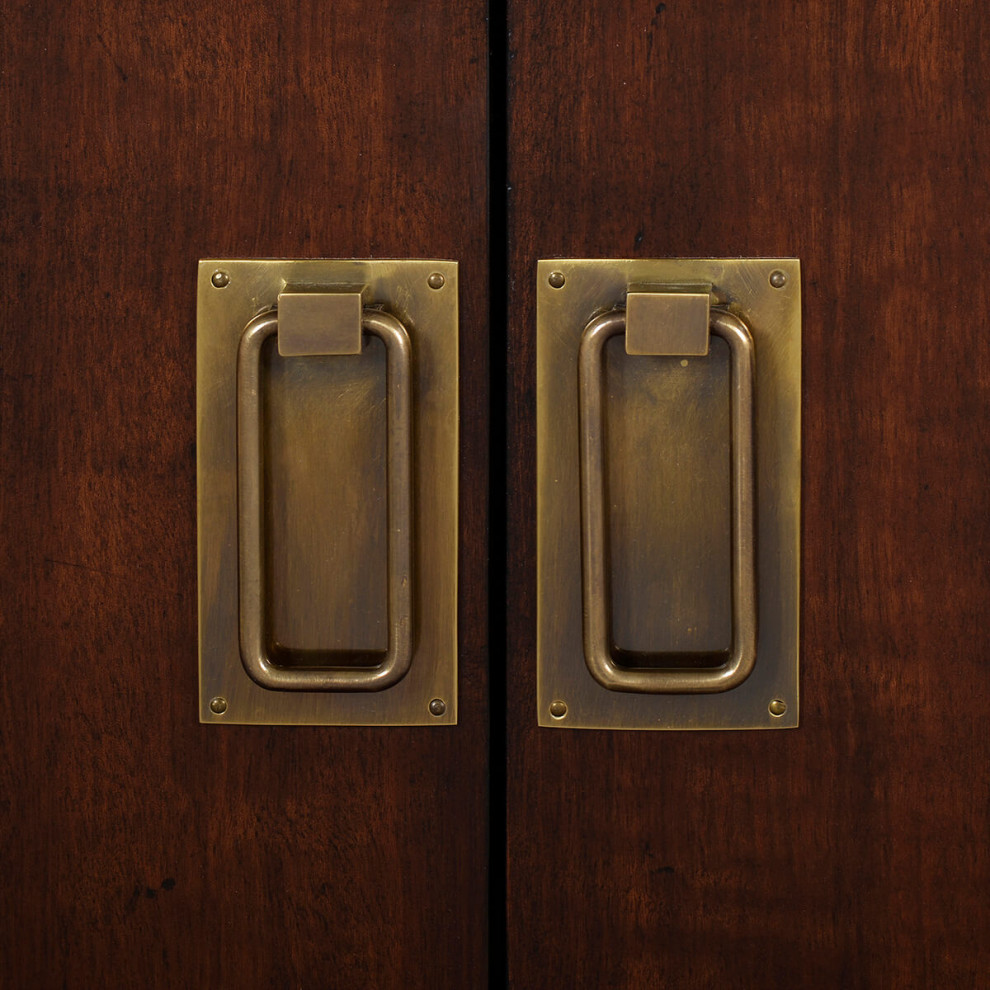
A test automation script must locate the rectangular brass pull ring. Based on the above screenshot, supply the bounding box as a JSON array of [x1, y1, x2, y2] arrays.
[[578, 308, 756, 693], [237, 308, 413, 691]]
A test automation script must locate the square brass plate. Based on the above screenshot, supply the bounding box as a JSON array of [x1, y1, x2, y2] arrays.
[[198, 260, 458, 725], [537, 259, 800, 730]]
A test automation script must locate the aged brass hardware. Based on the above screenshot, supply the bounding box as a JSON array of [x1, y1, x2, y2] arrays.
[[624, 288, 712, 356], [198, 260, 458, 725], [537, 259, 800, 730], [275, 291, 363, 356], [580, 307, 756, 693], [237, 308, 412, 692]]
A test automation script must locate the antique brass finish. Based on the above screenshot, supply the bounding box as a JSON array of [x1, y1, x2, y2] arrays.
[[198, 259, 458, 725], [580, 307, 756, 693], [237, 308, 412, 691], [275, 291, 363, 356], [625, 289, 711, 356], [537, 259, 800, 730]]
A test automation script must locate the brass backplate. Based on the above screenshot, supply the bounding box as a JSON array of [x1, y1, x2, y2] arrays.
[[197, 260, 458, 725], [537, 259, 800, 730]]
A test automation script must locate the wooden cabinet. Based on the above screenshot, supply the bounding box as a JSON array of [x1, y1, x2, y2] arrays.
[[2, 0, 988, 986]]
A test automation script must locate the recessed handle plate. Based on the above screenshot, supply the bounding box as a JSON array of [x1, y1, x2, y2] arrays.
[[197, 260, 458, 725], [537, 259, 800, 730]]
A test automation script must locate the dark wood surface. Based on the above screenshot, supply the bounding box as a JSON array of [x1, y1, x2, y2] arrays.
[[506, 1, 990, 987], [0, 2, 489, 987]]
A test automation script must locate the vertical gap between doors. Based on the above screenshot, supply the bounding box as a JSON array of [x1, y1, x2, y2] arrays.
[[488, 0, 509, 983]]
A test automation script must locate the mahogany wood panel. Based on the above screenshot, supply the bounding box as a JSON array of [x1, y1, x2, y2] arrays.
[[0, 1, 489, 986], [506, 1, 990, 986]]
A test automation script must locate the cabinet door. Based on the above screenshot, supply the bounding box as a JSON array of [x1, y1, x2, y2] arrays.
[[0, 2, 490, 986], [505, 1, 990, 986]]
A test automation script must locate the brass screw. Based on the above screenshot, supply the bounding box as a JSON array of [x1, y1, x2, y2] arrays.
[[211, 270, 230, 288], [429, 698, 446, 716], [549, 700, 567, 719], [209, 696, 228, 715], [768, 698, 787, 717], [427, 272, 445, 290], [769, 270, 787, 289], [548, 271, 565, 289]]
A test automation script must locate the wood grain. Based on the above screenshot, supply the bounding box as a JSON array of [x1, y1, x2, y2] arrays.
[[506, 1, 990, 986], [0, 1, 489, 986]]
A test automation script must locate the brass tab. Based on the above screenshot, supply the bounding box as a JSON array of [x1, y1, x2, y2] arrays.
[[277, 292, 363, 356], [625, 289, 710, 356]]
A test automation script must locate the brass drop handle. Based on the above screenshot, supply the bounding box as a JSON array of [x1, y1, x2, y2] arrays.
[[578, 306, 757, 693], [236, 302, 413, 692]]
